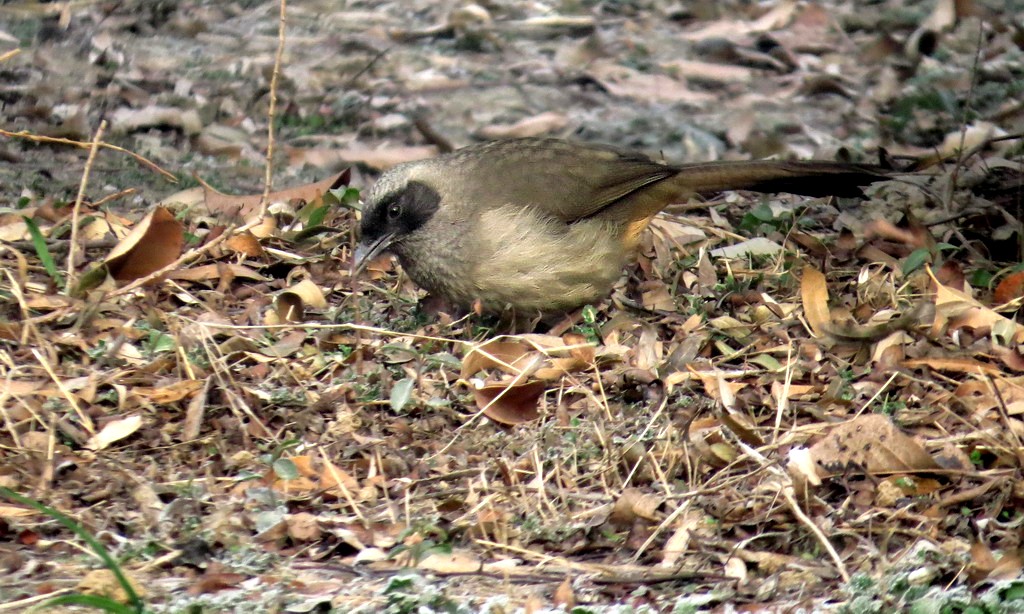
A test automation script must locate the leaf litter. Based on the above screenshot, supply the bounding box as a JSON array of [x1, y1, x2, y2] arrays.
[[2, 0, 1024, 611]]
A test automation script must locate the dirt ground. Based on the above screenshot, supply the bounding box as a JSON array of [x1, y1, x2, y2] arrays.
[[3, 0, 1024, 612]]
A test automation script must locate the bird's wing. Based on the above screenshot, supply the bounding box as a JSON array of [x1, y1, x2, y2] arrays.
[[456, 139, 679, 224]]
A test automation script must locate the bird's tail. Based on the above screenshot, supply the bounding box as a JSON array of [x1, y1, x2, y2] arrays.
[[669, 159, 888, 199]]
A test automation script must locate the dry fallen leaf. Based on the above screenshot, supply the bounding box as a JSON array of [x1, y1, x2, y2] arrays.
[[787, 447, 823, 488], [133, 380, 204, 404], [187, 567, 248, 596], [168, 263, 268, 283], [808, 414, 941, 477], [930, 266, 1024, 344], [182, 378, 211, 441], [800, 265, 831, 337], [286, 512, 322, 542], [475, 112, 569, 139], [470, 379, 546, 425], [724, 555, 748, 581], [109, 105, 202, 135], [660, 507, 708, 567], [225, 231, 266, 258], [272, 293, 304, 324], [105, 207, 185, 281], [85, 415, 142, 451], [586, 60, 716, 105], [0, 504, 37, 519], [609, 488, 665, 526], [416, 550, 482, 574], [283, 278, 327, 309], [460, 339, 541, 379], [679, 0, 797, 41], [199, 169, 350, 221], [320, 458, 360, 494], [78, 568, 146, 603], [553, 576, 576, 610], [994, 271, 1024, 306], [285, 145, 437, 172]]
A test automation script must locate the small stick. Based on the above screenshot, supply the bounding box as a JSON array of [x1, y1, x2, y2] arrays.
[[260, 0, 288, 219], [66, 120, 106, 293], [0, 128, 176, 181]]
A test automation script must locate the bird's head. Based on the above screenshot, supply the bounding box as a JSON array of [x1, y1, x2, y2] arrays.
[[352, 161, 444, 275]]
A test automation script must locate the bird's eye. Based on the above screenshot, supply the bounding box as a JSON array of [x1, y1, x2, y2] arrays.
[[387, 203, 402, 219]]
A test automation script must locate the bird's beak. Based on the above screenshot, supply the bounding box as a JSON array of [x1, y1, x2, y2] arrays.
[[351, 233, 397, 279]]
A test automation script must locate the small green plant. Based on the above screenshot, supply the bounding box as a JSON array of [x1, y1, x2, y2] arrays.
[[969, 449, 985, 467], [185, 345, 212, 370], [390, 377, 417, 412], [183, 231, 202, 246], [737, 202, 796, 235], [353, 380, 383, 403], [0, 487, 146, 613], [893, 477, 915, 490], [389, 523, 452, 568], [881, 85, 963, 146], [874, 393, 907, 416], [385, 307, 431, 334], [297, 198, 329, 228], [969, 268, 996, 290], [143, 329, 176, 357], [715, 270, 761, 296], [276, 112, 353, 137], [902, 242, 958, 276], [86, 340, 109, 361], [572, 304, 601, 344], [262, 439, 302, 481], [378, 572, 466, 614], [267, 387, 308, 406], [132, 321, 175, 359], [330, 185, 362, 210]]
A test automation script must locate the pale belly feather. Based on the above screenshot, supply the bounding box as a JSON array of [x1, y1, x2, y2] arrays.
[[466, 206, 630, 312]]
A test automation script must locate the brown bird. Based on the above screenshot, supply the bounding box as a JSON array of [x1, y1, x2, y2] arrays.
[[354, 137, 885, 314]]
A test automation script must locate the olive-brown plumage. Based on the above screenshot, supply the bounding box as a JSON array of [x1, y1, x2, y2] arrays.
[[355, 138, 885, 313]]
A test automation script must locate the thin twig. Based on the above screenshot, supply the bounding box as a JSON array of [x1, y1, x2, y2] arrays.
[[781, 486, 850, 583], [31, 348, 94, 434], [66, 120, 106, 294], [260, 0, 288, 219], [773, 340, 794, 439], [0, 129, 176, 181], [984, 372, 1024, 457], [0, 590, 74, 612], [317, 445, 368, 525], [344, 46, 390, 89], [4, 239, 119, 254], [737, 440, 851, 583], [944, 22, 986, 210], [0, 370, 23, 449], [91, 187, 137, 208]]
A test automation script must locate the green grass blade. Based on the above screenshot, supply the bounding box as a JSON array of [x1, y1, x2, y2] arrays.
[[0, 487, 144, 612], [42, 593, 139, 613], [22, 216, 63, 285]]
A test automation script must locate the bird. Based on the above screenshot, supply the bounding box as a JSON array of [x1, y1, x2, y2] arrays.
[[353, 137, 886, 314]]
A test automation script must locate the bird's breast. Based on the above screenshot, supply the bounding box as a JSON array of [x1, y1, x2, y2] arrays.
[[404, 205, 634, 313]]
